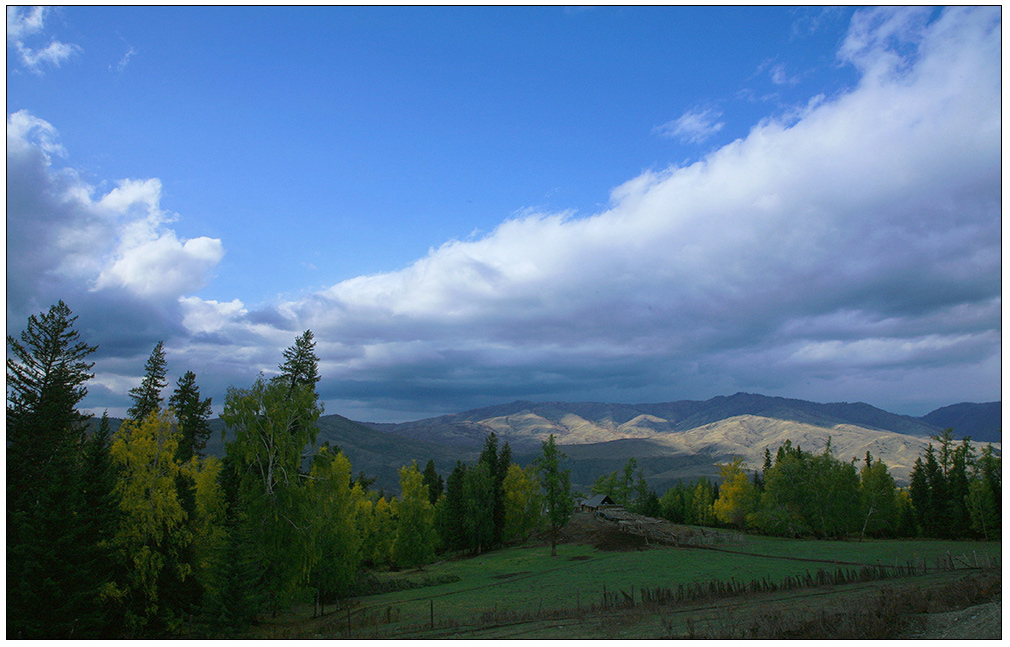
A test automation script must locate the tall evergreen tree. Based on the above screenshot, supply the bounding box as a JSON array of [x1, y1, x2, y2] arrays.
[[75, 412, 124, 635], [169, 370, 214, 462], [478, 432, 511, 546], [7, 300, 97, 498], [908, 457, 928, 536], [421, 458, 444, 505], [127, 341, 168, 422], [276, 330, 320, 395], [199, 453, 266, 635], [922, 444, 947, 537], [165, 371, 212, 627], [437, 461, 468, 551], [537, 434, 572, 557], [977, 443, 1001, 519], [946, 439, 973, 537], [463, 461, 496, 555], [7, 301, 103, 638], [275, 331, 323, 452]]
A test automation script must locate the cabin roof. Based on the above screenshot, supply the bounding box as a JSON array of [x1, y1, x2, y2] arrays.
[[583, 494, 615, 507]]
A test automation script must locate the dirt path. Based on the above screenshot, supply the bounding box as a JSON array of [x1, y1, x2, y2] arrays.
[[900, 595, 1001, 640]]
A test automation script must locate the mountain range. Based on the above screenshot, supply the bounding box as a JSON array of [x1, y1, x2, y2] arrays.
[[198, 392, 1000, 495]]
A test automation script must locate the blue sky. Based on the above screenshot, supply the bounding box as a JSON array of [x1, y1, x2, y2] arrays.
[[7, 6, 1002, 422]]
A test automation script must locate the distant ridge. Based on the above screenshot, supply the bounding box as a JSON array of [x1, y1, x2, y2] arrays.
[[920, 401, 1001, 443], [92, 393, 998, 495], [367, 392, 946, 449]]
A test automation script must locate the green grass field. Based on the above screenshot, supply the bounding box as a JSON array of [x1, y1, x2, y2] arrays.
[[252, 530, 1000, 639]]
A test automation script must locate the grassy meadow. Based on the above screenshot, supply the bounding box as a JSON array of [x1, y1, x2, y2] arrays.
[[246, 526, 1001, 639]]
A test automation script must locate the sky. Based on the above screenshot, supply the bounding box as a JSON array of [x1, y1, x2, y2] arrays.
[[6, 6, 1002, 422]]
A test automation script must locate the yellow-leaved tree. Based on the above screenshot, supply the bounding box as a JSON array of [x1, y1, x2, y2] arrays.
[[304, 447, 363, 616], [503, 463, 542, 543], [189, 455, 227, 595], [108, 409, 192, 635], [712, 457, 759, 530], [391, 462, 437, 568], [370, 496, 395, 567]]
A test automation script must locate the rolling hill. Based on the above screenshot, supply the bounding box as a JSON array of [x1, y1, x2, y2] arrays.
[[360, 393, 1000, 491], [919, 401, 1001, 443], [103, 393, 999, 495], [365, 392, 944, 451]]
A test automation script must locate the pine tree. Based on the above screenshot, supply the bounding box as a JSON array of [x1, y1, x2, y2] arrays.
[[165, 370, 211, 621], [946, 439, 973, 537], [74, 412, 124, 636], [477, 433, 510, 546], [199, 454, 266, 635], [421, 459, 444, 505], [908, 457, 928, 536], [438, 461, 468, 551], [462, 461, 495, 555], [127, 341, 168, 422], [537, 434, 572, 557], [276, 330, 320, 395], [169, 370, 213, 462], [922, 444, 947, 537], [7, 301, 101, 638], [7, 300, 97, 502]]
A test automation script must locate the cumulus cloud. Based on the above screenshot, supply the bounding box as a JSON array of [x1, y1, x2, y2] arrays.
[[6, 111, 225, 356], [653, 107, 725, 144], [280, 6, 998, 417], [6, 6, 80, 74], [7, 7, 1000, 421]]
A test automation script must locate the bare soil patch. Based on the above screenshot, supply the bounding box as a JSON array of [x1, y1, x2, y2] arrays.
[[549, 511, 651, 551], [901, 595, 1001, 640]]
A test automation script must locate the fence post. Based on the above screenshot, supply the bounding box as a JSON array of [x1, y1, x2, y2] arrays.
[[430, 599, 434, 630], [346, 606, 351, 638]]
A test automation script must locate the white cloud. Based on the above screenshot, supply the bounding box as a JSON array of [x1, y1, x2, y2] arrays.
[[17, 40, 80, 71], [6, 6, 45, 42], [787, 333, 994, 368], [7, 111, 225, 306], [6, 7, 79, 74], [769, 63, 797, 86], [179, 297, 247, 334], [276, 6, 999, 414], [7, 109, 66, 157], [114, 44, 136, 73], [6, 7, 1001, 420], [653, 107, 725, 144], [95, 233, 225, 298]]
